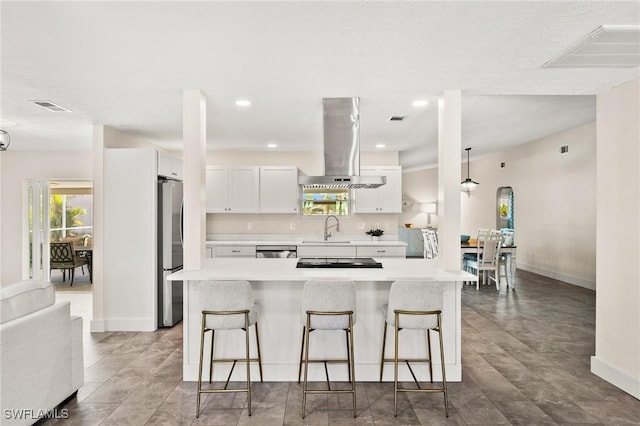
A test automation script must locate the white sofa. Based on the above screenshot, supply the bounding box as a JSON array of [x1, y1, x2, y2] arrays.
[[0, 280, 83, 425]]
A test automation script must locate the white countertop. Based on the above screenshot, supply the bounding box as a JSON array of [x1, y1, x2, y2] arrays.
[[169, 257, 475, 282], [206, 240, 407, 247]]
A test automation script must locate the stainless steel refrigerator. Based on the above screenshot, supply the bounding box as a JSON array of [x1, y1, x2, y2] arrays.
[[158, 178, 183, 327]]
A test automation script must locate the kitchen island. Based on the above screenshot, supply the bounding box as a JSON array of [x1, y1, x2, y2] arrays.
[[169, 257, 475, 382]]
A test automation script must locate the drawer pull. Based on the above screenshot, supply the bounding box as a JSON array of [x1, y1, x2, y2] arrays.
[[231, 250, 241, 253], [377, 250, 386, 253]]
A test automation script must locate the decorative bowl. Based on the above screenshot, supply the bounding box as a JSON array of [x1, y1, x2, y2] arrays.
[[404, 223, 413, 228], [461, 235, 470, 243]]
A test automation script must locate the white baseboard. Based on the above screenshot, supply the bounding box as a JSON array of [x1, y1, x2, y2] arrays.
[[591, 356, 640, 399], [104, 317, 157, 332], [517, 263, 595, 290], [90, 319, 105, 332]]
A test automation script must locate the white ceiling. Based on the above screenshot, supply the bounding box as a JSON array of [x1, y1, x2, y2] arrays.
[[1, 1, 638, 169]]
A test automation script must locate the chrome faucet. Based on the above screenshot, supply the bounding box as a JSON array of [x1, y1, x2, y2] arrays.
[[324, 215, 340, 241]]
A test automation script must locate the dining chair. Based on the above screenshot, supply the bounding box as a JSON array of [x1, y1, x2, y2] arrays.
[[49, 242, 91, 285], [421, 228, 438, 259], [464, 230, 502, 290]]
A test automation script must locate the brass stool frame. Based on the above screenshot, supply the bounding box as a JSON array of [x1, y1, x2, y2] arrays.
[[379, 309, 449, 417], [299, 310, 356, 419], [196, 309, 263, 418]]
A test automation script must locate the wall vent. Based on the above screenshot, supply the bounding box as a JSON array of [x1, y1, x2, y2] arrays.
[[30, 100, 72, 112], [560, 145, 569, 154], [544, 25, 640, 68]]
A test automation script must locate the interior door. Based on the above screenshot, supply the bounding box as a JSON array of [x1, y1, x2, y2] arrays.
[[25, 181, 51, 280]]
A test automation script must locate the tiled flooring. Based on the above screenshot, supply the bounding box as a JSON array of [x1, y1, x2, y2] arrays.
[[47, 270, 640, 425]]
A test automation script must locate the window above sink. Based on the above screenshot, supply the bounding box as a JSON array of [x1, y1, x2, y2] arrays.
[[301, 188, 350, 216]]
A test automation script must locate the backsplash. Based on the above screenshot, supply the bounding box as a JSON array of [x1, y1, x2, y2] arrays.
[[206, 213, 399, 238]]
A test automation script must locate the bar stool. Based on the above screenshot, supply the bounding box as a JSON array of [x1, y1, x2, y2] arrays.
[[379, 281, 449, 417], [297, 280, 357, 418], [196, 280, 263, 418]]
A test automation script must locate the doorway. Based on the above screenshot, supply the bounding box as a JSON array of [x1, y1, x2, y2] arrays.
[[25, 179, 93, 291], [496, 186, 514, 231]]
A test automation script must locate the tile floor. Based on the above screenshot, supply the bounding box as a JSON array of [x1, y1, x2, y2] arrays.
[[47, 270, 640, 425]]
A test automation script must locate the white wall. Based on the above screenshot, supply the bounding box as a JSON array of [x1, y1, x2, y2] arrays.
[[0, 151, 92, 286], [205, 150, 402, 238], [591, 78, 640, 399], [402, 122, 597, 289]]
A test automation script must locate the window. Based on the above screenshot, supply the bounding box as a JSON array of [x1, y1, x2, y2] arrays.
[[301, 188, 350, 216]]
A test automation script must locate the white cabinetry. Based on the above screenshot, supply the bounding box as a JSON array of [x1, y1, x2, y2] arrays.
[[213, 246, 257, 257], [206, 166, 259, 213], [354, 166, 402, 213], [356, 245, 406, 258], [259, 166, 299, 213], [157, 152, 183, 180]]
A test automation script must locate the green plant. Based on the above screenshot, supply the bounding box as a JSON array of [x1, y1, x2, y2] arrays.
[[366, 228, 384, 237]]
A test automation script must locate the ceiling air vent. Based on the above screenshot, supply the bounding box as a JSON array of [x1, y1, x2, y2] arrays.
[[388, 115, 407, 122], [30, 100, 72, 112], [544, 25, 640, 68]]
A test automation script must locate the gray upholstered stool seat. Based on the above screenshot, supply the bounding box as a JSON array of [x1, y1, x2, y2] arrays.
[[196, 280, 263, 418], [379, 281, 449, 417], [298, 280, 357, 418]]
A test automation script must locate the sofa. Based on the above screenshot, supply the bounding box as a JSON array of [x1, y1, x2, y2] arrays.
[[0, 280, 83, 425]]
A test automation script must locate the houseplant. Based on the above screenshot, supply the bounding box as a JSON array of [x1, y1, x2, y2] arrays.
[[366, 228, 384, 241]]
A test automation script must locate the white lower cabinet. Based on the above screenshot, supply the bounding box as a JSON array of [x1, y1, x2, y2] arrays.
[[212, 246, 257, 257], [356, 245, 406, 258]]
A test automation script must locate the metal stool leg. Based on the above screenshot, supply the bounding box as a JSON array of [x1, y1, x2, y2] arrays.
[[297, 326, 305, 384], [437, 313, 449, 417], [426, 329, 433, 383], [254, 322, 263, 382], [208, 330, 215, 383], [196, 313, 206, 418], [379, 322, 387, 382]]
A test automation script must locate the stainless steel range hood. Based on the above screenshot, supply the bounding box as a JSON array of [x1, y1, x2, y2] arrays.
[[298, 97, 386, 189]]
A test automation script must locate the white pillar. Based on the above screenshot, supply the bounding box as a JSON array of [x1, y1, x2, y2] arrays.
[[437, 90, 462, 271], [183, 89, 207, 269], [91, 125, 106, 332]]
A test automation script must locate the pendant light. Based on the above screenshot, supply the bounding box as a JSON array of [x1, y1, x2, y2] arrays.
[[461, 147, 479, 191]]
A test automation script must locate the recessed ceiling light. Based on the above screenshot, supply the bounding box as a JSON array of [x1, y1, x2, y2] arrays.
[[267, 143, 277, 148], [375, 144, 386, 148], [412, 100, 429, 107], [235, 100, 251, 107]]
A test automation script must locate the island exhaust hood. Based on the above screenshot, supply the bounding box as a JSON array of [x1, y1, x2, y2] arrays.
[[298, 97, 386, 189]]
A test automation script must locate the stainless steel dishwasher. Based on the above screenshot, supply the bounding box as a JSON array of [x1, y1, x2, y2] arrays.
[[255, 245, 297, 258]]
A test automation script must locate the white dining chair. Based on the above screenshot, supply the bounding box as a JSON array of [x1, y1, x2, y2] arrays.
[[421, 228, 438, 259], [464, 230, 503, 290]]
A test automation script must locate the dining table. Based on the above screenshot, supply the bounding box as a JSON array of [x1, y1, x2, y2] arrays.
[[461, 241, 516, 288]]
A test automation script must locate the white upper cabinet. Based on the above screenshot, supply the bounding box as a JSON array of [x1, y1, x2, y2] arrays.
[[354, 166, 402, 213], [206, 166, 259, 213], [157, 152, 183, 180], [259, 166, 299, 213]]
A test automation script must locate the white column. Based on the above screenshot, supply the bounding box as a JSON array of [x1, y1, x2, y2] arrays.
[[91, 125, 105, 332], [183, 89, 207, 269], [437, 90, 462, 271]]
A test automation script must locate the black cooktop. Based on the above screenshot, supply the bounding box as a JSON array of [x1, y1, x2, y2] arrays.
[[296, 257, 383, 269]]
